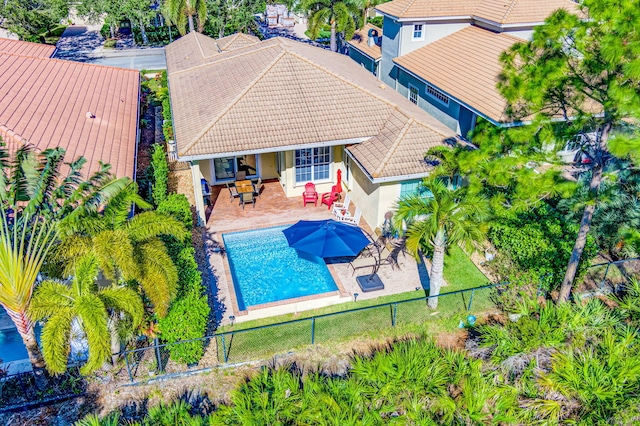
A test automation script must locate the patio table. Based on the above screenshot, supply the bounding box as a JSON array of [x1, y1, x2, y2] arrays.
[[235, 179, 253, 194]]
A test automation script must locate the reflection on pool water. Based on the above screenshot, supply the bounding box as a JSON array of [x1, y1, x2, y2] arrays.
[[223, 226, 338, 310], [0, 326, 28, 363]]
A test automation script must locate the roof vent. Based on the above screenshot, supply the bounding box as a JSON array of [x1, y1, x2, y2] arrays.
[[86, 112, 95, 119]]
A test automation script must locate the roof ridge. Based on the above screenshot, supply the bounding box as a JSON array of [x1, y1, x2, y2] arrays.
[[373, 116, 413, 177], [170, 41, 281, 75], [0, 125, 29, 145], [193, 32, 207, 58], [0, 50, 139, 74], [399, 0, 419, 17], [179, 50, 288, 156], [500, 0, 519, 23]]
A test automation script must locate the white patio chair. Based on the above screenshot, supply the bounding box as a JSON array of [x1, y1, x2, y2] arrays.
[[336, 207, 361, 226], [332, 194, 351, 217]]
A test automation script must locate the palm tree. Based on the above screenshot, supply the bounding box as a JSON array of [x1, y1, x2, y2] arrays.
[[0, 143, 129, 371], [55, 183, 186, 317], [162, 0, 207, 35], [29, 254, 143, 375], [303, 0, 359, 52], [357, 0, 383, 29], [395, 178, 488, 309]]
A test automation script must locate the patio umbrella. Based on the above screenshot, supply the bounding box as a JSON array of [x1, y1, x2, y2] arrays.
[[282, 219, 370, 258]]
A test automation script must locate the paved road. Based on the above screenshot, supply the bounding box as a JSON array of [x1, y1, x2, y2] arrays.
[[87, 49, 167, 70], [54, 25, 167, 70]]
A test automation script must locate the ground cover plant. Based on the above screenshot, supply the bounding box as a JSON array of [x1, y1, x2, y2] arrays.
[[76, 283, 640, 425]]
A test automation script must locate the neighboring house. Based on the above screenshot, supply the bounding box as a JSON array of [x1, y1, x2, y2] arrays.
[[347, 24, 382, 77], [374, 0, 579, 137], [0, 38, 140, 179], [165, 32, 459, 228]]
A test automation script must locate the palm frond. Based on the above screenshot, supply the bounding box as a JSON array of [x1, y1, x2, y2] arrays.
[[98, 286, 144, 329], [40, 308, 74, 375], [29, 280, 74, 320], [76, 294, 111, 375]]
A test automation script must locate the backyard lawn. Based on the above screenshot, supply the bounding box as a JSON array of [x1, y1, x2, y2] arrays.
[[213, 247, 496, 364]]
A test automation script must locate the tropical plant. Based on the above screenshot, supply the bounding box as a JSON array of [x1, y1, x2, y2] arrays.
[[303, 0, 359, 52], [151, 144, 169, 206], [0, 143, 129, 371], [55, 183, 186, 317], [29, 254, 143, 375], [162, 0, 207, 35], [498, 0, 640, 301], [357, 0, 383, 30], [394, 178, 489, 308], [0, 0, 68, 42]]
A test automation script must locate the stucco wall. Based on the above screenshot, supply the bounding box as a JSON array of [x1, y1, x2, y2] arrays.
[[260, 152, 279, 179], [398, 21, 469, 56], [347, 47, 378, 75], [380, 16, 402, 87], [502, 28, 534, 40]]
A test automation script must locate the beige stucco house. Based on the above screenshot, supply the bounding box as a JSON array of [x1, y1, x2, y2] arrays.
[[165, 32, 458, 229]]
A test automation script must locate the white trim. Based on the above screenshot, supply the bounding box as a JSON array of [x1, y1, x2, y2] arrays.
[[176, 137, 368, 162], [411, 23, 425, 41], [294, 146, 333, 185]]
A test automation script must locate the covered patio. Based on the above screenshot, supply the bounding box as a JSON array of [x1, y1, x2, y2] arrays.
[[203, 180, 432, 324]]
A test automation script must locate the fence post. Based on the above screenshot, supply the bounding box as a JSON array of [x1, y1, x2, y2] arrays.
[[221, 335, 228, 363], [467, 289, 475, 312], [600, 262, 611, 289], [154, 337, 162, 373], [311, 317, 316, 345], [124, 352, 133, 382], [392, 303, 397, 327]]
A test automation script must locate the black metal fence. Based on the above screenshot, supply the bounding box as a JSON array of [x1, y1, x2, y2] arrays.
[[585, 258, 639, 291], [122, 283, 506, 383]]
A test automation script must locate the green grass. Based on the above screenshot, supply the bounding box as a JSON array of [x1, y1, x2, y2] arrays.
[[213, 248, 494, 363]]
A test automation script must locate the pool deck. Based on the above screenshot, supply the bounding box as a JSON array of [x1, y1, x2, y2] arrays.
[[205, 181, 432, 325]]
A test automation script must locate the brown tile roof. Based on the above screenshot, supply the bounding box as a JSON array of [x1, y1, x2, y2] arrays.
[[165, 32, 261, 73], [376, 0, 579, 24], [347, 24, 382, 61], [0, 44, 139, 179], [166, 34, 456, 179], [394, 26, 519, 122], [0, 38, 55, 58]]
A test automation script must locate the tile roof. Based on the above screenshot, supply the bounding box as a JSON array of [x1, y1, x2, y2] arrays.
[[165, 32, 261, 73], [394, 26, 519, 122], [166, 33, 456, 179], [0, 43, 139, 179], [376, 0, 579, 24], [0, 38, 55, 58], [347, 24, 382, 61]]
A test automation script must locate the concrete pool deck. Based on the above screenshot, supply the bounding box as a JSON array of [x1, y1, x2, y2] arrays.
[[205, 181, 432, 324]]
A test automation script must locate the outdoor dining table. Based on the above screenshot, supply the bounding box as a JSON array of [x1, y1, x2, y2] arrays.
[[235, 179, 254, 194]]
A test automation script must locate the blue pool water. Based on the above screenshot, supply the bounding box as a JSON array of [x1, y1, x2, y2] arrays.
[[0, 328, 28, 363], [223, 226, 338, 310]]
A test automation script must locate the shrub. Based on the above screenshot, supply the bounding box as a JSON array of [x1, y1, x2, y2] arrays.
[[151, 144, 169, 205], [488, 204, 598, 290], [103, 39, 117, 49], [158, 194, 193, 229], [100, 24, 110, 39], [158, 289, 210, 365], [367, 16, 383, 28]]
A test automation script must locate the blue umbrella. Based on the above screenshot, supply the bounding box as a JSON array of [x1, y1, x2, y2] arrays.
[[282, 219, 371, 258]]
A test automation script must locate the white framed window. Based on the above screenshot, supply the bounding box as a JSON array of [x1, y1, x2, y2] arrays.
[[412, 24, 424, 40], [295, 147, 332, 184], [427, 85, 450, 105], [408, 84, 419, 104]]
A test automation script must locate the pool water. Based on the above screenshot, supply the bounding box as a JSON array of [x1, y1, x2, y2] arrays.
[[0, 309, 29, 363], [223, 226, 338, 310]]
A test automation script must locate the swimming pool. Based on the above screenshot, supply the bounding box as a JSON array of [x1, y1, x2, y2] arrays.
[[223, 226, 338, 310]]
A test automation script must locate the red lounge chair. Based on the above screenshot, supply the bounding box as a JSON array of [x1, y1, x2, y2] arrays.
[[321, 185, 340, 210], [302, 182, 318, 206]]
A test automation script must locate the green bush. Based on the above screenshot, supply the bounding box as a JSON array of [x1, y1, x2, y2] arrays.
[[151, 144, 169, 205], [488, 204, 598, 290], [103, 39, 117, 49], [367, 16, 383, 28], [158, 289, 210, 365], [132, 26, 180, 45], [158, 194, 193, 229], [100, 24, 110, 39]]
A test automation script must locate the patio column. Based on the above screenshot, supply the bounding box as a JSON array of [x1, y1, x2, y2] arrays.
[[190, 160, 206, 225]]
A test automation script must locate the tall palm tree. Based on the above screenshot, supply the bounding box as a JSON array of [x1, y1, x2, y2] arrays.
[[55, 183, 186, 317], [29, 254, 143, 375], [395, 178, 488, 309], [0, 142, 129, 371], [357, 0, 383, 29], [303, 0, 359, 52], [162, 0, 207, 35]]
